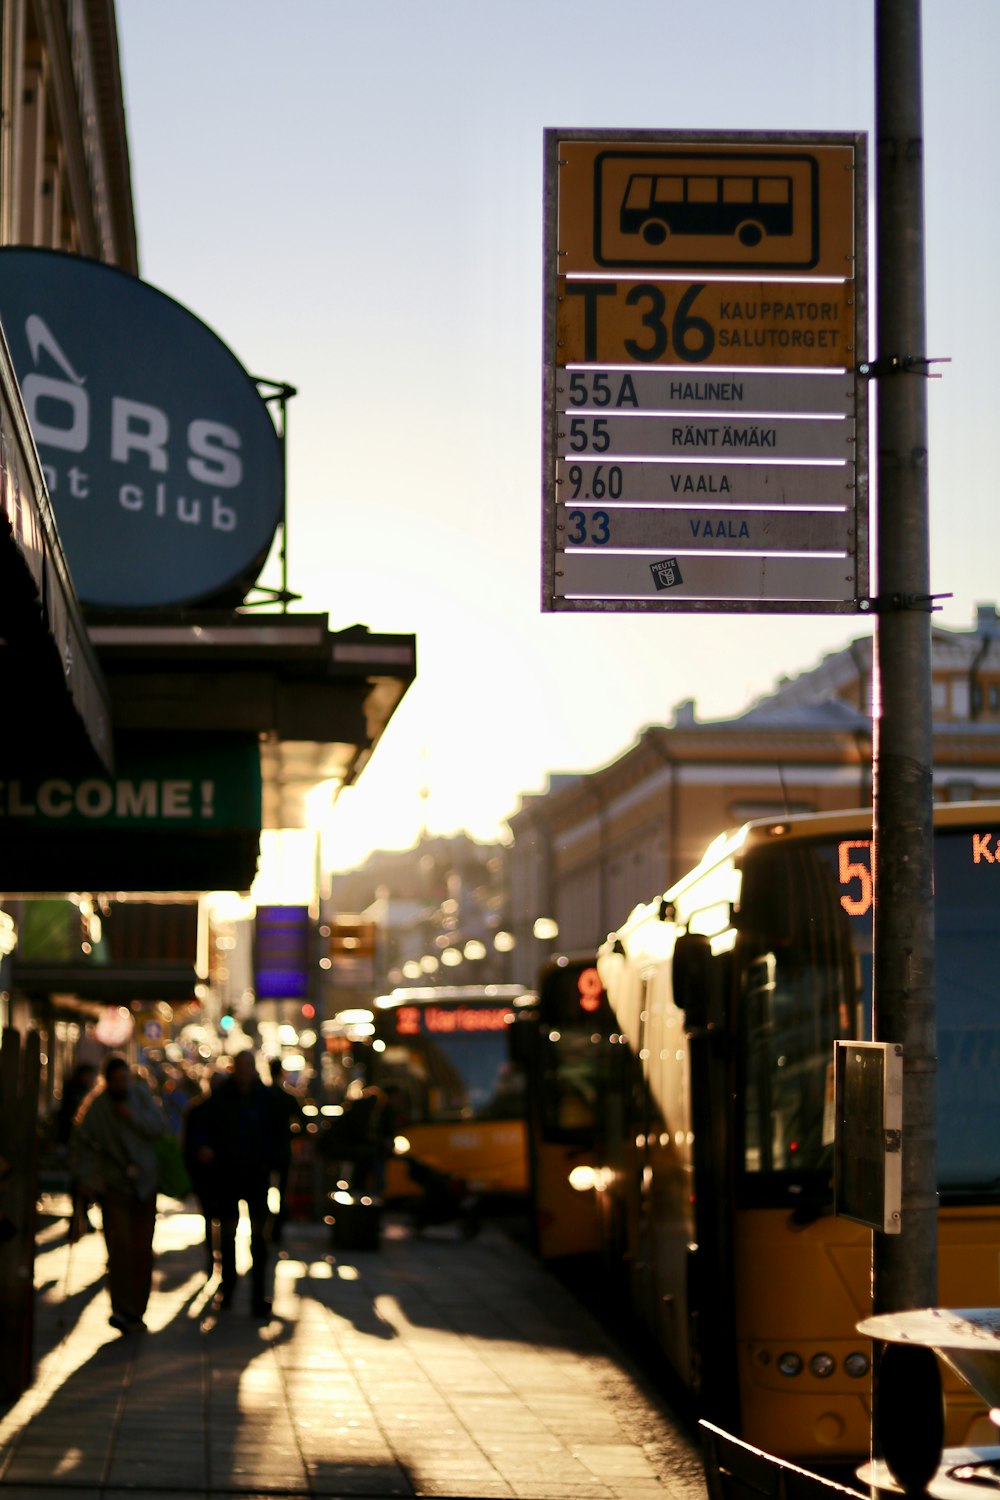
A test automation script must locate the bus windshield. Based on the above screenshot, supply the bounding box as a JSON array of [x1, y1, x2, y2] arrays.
[[534, 961, 613, 1140], [735, 823, 1000, 1200], [371, 1000, 528, 1125]]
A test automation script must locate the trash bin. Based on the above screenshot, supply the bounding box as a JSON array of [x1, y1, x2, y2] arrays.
[[328, 1190, 381, 1251]]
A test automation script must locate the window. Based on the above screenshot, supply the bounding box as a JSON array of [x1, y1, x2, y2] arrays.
[[653, 176, 682, 204], [759, 177, 791, 205], [723, 178, 753, 204], [688, 176, 717, 204]]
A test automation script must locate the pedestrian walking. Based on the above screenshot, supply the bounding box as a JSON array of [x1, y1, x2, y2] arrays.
[[57, 1062, 98, 1145], [57, 1061, 98, 1239], [70, 1054, 167, 1334], [181, 1078, 222, 1278], [266, 1057, 302, 1246], [198, 1048, 280, 1317], [340, 1086, 392, 1196]]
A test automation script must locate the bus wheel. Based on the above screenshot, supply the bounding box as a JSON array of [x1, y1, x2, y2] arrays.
[[641, 221, 668, 247], [736, 221, 764, 248]]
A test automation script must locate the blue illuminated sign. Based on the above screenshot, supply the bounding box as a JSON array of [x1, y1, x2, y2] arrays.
[[254, 905, 311, 1001]]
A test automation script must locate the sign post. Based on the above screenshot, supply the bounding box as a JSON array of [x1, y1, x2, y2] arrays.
[[543, 131, 868, 612], [870, 0, 938, 1429]]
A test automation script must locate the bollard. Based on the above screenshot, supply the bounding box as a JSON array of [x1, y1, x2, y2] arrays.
[[0, 1028, 41, 1399], [327, 1189, 381, 1251]]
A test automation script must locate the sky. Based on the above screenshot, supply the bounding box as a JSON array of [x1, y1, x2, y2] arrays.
[[115, 0, 1000, 871]]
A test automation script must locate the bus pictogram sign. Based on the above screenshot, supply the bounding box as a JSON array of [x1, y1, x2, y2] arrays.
[[557, 140, 856, 277], [542, 129, 868, 615]]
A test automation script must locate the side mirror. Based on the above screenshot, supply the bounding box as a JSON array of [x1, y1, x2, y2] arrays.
[[672, 932, 713, 1032], [506, 1014, 535, 1068]]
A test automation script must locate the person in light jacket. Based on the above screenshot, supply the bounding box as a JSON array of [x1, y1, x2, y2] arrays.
[[71, 1054, 167, 1334]]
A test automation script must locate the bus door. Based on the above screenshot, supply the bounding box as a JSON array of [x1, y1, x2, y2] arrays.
[[673, 929, 739, 1421], [639, 956, 702, 1385], [731, 840, 871, 1457], [528, 960, 611, 1260], [628, 975, 657, 1321]]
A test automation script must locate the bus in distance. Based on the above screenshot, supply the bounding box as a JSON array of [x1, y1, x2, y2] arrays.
[[368, 985, 537, 1202]]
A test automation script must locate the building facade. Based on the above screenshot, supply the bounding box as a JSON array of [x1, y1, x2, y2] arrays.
[[0, 3, 418, 1106], [0, 0, 136, 1067], [325, 832, 510, 1001], [506, 605, 1000, 980], [1, 0, 136, 268]]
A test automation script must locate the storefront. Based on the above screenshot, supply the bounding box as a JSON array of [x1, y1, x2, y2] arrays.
[[0, 252, 416, 1087]]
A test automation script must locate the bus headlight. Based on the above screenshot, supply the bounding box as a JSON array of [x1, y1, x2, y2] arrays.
[[777, 1352, 803, 1377], [844, 1352, 870, 1378], [809, 1353, 836, 1379]]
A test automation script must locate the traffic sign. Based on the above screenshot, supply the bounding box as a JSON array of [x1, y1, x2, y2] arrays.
[[556, 459, 851, 507], [558, 508, 852, 552], [542, 129, 868, 614], [556, 140, 856, 277], [558, 414, 853, 462], [556, 552, 857, 602], [557, 368, 854, 416], [556, 279, 856, 368]]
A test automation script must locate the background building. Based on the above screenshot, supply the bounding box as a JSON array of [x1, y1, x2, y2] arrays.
[[325, 832, 510, 1000], [505, 604, 1000, 978]]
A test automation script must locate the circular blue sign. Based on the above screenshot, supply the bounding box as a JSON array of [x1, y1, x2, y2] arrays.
[[0, 249, 284, 609]]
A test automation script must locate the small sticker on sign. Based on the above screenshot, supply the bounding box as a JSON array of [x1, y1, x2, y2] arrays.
[[651, 558, 684, 590]]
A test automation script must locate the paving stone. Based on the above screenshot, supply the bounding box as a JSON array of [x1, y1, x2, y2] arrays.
[[10, 1207, 702, 1500], [0, 1491, 106, 1500]]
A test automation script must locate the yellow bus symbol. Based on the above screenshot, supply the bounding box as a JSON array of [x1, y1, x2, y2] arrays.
[[594, 150, 820, 271], [620, 172, 794, 249]]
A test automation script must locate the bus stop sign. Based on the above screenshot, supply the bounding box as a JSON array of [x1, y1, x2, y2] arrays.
[[542, 130, 868, 615]]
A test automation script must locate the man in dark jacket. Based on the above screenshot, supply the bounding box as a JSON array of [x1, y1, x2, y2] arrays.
[[197, 1049, 280, 1317], [181, 1070, 225, 1278]]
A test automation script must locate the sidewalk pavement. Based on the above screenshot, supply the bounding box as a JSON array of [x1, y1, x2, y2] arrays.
[[0, 1200, 706, 1500]]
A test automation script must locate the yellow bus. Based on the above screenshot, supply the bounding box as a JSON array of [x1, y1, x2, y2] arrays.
[[525, 957, 614, 1261], [369, 985, 537, 1202], [594, 803, 1000, 1466]]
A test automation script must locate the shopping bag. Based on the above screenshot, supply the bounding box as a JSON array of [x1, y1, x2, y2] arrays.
[[155, 1134, 192, 1199]]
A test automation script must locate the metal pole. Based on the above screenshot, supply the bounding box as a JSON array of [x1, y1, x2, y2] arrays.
[[872, 0, 937, 1317]]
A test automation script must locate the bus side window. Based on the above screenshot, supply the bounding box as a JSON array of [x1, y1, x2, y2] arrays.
[[743, 953, 776, 1173]]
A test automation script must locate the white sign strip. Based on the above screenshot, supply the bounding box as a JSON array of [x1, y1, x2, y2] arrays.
[[558, 508, 852, 552], [559, 414, 852, 461], [556, 550, 856, 602], [556, 459, 852, 507], [556, 368, 855, 415]]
